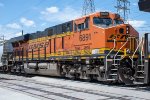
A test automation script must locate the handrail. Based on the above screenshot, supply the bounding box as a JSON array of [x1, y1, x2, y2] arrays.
[[131, 37, 143, 68], [105, 39, 116, 71], [140, 37, 144, 65], [114, 37, 129, 62]]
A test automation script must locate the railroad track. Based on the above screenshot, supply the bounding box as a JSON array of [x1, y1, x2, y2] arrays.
[[0, 74, 149, 100], [0, 78, 118, 100], [0, 79, 82, 100]]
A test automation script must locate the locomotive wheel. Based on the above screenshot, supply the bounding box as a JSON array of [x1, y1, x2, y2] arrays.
[[85, 74, 93, 82], [3, 65, 8, 73], [118, 59, 135, 85]]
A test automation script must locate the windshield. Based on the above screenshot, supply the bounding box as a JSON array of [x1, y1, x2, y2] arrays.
[[93, 17, 113, 28], [114, 19, 124, 25]]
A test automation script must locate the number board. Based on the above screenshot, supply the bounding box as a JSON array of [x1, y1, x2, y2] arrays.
[[79, 33, 91, 41]]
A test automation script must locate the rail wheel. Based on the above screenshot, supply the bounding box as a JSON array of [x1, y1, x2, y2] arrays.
[[118, 59, 135, 85], [2, 65, 8, 73]]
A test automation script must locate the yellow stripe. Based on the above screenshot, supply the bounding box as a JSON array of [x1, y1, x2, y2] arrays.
[[29, 32, 73, 43], [17, 48, 130, 60]]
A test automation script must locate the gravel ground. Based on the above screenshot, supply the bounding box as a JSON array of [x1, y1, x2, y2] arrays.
[[0, 74, 150, 100]]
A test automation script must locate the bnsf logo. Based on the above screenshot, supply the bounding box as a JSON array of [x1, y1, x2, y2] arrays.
[[29, 42, 49, 50], [79, 34, 91, 41], [109, 34, 128, 40]]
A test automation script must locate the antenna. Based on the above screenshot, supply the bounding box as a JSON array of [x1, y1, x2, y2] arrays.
[[82, 0, 95, 16], [21, 24, 24, 36], [115, 0, 130, 22]]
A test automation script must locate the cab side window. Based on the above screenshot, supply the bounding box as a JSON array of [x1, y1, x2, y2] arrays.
[[77, 17, 90, 31], [78, 23, 84, 31], [85, 17, 89, 29]]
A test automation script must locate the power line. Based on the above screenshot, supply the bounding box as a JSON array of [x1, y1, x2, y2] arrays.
[[82, 0, 95, 16], [115, 0, 130, 22]]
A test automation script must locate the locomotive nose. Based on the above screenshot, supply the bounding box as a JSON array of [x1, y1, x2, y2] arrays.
[[117, 24, 138, 37]]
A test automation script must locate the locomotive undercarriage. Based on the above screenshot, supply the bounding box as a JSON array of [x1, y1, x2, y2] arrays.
[[0, 56, 137, 85], [61, 59, 106, 81]]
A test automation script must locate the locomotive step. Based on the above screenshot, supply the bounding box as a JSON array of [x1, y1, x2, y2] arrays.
[[112, 64, 120, 66], [136, 76, 144, 79], [109, 74, 117, 76], [111, 69, 118, 71], [133, 82, 144, 85], [138, 65, 144, 66], [106, 79, 116, 81], [137, 71, 144, 73]]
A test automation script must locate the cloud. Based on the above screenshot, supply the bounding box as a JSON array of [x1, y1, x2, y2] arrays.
[[41, 7, 59, 14], [6, 23, 21, 29], [20, 18, 35, 27], [127, 20, 146, 28], [0, 2, 4, 7], [40, 6, 80, 23]]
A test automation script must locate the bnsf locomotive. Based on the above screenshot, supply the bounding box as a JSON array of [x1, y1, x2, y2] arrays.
[[1, 12, 149, 85]]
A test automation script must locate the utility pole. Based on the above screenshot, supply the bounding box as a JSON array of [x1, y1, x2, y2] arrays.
[[0, 35, 5, 46], [115, 0, 130, 22], [82, 0, 95, 16], [22, 30, 24, 36]]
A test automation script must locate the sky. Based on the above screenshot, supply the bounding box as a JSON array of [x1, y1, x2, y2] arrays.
[[0, 0, 150, 55]]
